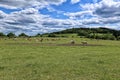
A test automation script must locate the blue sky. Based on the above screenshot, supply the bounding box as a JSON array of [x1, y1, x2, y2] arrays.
[[0, 0, 120, 35]]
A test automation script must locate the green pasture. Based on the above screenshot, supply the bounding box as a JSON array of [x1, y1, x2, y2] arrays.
[[0, 37, 120, 80]]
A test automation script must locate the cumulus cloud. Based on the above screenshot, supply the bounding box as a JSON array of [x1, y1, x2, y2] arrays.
[[81, 0, 120, 18], [0, 8, 83, 35], [93, 0, 98, 3], [82, 16, 120, 25], [71, 0, 80, 4], [0, 8, 49, 35], [94, 2, 120, 18], [0, 0, 67, 9], [0, 10, 7, 19], [78, 0, 120, 29], [64, 11, 93, 19], [0, 0, 120, 35]]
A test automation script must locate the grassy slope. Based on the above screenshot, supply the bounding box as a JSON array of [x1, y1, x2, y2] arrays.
[[0, 38, 120, 80]]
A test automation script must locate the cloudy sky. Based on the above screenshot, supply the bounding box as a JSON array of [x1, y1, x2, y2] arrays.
[[0, 0, 120, 35]]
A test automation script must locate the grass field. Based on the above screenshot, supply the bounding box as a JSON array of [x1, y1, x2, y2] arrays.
[[0, 37, 120, 80]]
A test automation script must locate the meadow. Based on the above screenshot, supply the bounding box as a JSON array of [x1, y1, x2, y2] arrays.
[[0, 37, 120, 80]]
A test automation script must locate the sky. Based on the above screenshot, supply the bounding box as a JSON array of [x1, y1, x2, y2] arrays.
[[0, 0, 120, 35]]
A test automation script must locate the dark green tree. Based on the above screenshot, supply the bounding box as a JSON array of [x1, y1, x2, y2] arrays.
[[0, 32, 6, 37], [112, 31, 120, 40], [77, 30, 89, 36], [48, 34, 56, 37], [7, 32, 16, 38], [35, 33, 42, 37], [19, 33, 28, 37]]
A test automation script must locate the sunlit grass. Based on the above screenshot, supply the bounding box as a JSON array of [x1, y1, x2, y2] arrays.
[[0, 37, 120, 80]]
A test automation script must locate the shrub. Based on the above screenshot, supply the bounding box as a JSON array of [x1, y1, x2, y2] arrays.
[[0, 32, 6, 37], [77, 30, 89, 36], [19, 33, 28, 37], [7, 32, 16, 38], [86, 33, 115, 40], [48, 34, 56, 37]]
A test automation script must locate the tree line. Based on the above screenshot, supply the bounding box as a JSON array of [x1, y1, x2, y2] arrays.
[[0, 27, 120, 40], [0, 32, 28, 38], [51, 27, 120, 40]]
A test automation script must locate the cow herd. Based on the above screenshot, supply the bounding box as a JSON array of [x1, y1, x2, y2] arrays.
[[0, 37, 88, 45]]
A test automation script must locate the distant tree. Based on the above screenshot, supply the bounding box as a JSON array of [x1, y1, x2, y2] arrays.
[[117, 36, 120, 40], [35, 33, 42, 37], [87, 33, 115, 40], [112, 31, 120, 40], [48, 34, 56, 37], [77, 30, 89, 37], [19, 33, 28, 37], [7, 32, 16, 38], [0, 32, 6, 37]]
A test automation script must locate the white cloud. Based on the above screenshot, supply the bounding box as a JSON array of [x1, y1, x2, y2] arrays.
[[71, 0, 80, 4], [0, 8, 83, 35], [64, 11, 93, 19], [0, 10, 7, 19], [0, 0, 67, 9], [93, 0, 98, 3], [79, 0, 120, 26], [93, 0, 120, 18], [0, 0, 120, 35]]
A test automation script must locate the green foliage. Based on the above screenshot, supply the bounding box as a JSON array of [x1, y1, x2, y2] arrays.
[[112, 30, 120, 40], [48, 34, 57, 37], [117, 36, 120, 40], [35, 33, 43, 37], [87, 33, 115, 40], [77, 30, 89, 36], [19, 33, 28, 37], [52, 27, 120, 40], [7, 32, 16, 38], [54, 27, 116, 34], [1, 27, 119, 40], [0, 32, 6, 37]]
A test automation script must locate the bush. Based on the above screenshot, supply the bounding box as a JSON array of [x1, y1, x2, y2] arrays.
[[117, 36, 120, 40], [86, 33, 115, 40], [35, 33, 42, 37], [77, 30, 89, 36], [48, 34, 56, 37], [7, 32, 16, 38], [112, 31, 120, 39], [0, 32, 6, 37], [19, 33, 28, 37]]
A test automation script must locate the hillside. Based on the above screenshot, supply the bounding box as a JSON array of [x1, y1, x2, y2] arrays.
[[44, 27, 120, 40], [52, 27, 118, 34]]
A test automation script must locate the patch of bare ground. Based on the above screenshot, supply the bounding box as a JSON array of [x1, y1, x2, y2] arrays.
[[57, 43, 103, 46], [5, 43, 103, 46]]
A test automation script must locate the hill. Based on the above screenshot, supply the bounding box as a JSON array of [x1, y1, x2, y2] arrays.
[[43, 27, 120, 40]]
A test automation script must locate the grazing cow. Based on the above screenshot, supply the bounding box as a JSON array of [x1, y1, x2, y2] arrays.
[[27, 38, 32, 41], [81, 41, 87, 45], [40, 38, 43, 42], [13, 38, 17, 41], [70, 40, 75, 44], [46, 39, 49, 41], [35, 38, 39, 42], [51, 39, 55, 41]]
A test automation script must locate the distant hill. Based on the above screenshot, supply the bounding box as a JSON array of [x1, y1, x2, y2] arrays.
[[43, 27, 120, 40], [1, 27, 120, 40], [52, 27, 116, 34]]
